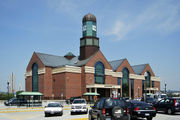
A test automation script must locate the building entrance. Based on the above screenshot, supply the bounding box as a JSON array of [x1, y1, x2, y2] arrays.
[[97, 88, 110, 98]]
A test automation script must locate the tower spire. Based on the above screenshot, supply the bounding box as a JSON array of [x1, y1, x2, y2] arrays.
[[79, 13, 99, 60]]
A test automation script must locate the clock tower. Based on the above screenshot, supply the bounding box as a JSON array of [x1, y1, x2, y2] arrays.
[[79, 13, 99, 60]]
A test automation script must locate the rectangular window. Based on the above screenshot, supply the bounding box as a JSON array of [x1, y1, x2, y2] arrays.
[[94, 39, 99, 46], [80, 39, 85, 46], [142, 80, 145, 95], [131, 79, 134, 99], [152, 81, 154, 88], [86, 39, 93, 45], [117, 77, 121, 85]]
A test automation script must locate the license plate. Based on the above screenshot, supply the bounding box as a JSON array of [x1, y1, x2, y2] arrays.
[[106, 118, 111, 120], [145, 113, 150, 116], [115, 110, 121, 114]]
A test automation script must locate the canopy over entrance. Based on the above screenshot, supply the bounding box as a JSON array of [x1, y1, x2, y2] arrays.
[[19, 92, 43, 96], [18, 92, 43, 107], [83, 92, 100, 96]]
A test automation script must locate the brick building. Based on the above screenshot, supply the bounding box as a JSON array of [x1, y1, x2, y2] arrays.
[[25, 13, 160, 99]]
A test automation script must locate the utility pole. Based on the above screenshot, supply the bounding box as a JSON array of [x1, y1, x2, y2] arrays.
[[7, 82, 9, 102]]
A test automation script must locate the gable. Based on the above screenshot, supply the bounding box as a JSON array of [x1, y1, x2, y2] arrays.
[[116, 59, 134, 74], [26, 52, 45, 71], [141, 64, 155, 76], [85, 50, 112, 70]]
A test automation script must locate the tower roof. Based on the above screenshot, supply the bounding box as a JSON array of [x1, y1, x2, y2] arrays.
[[83, 13, 96, 22]]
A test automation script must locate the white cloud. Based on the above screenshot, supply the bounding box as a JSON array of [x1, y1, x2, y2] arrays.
[[106, 0, 180, 41]]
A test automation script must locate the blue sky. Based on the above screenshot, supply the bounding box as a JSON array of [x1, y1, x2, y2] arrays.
[[0, 0, 180, 92]]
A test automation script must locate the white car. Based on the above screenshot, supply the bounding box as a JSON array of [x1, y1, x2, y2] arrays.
[[44, 102, 63, 117], [71, 99, 88, 114]]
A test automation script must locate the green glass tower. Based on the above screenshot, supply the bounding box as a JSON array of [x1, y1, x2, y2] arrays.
[[80, 13, 99, 60]]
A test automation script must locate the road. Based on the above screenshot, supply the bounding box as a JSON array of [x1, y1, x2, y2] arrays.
[[0, 105, 180, 120]]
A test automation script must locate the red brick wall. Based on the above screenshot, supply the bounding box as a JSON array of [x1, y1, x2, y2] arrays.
[[52, 73, 66, 98], [43, 67, 53, 98], [134, 79, 142, 99], [154, 81, 160, 91], [65, 73, 82, 99], [25, 76, 32, 91]]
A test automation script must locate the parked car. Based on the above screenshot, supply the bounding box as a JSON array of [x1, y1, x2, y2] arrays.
[[145, 97, 157, 106], [71, 99, 88, 115], [154, 98, 180, 114], [44, 102, 63, 117], [89, 97, 130, 120], [66, 96, 81, 104], [4, 98, 27, 106], [126, 100, 156, 120]]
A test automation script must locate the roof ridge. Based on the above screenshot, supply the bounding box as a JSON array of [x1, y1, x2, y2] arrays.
[[131, 63, 148, 67], [109, 58, 125, 63], [36, 52, 63, 57]]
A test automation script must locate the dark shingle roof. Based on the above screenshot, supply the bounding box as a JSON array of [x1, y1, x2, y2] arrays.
[[109, 59, 125, 71], [131, 64, 148, 75], [36, 52, 92, 67]]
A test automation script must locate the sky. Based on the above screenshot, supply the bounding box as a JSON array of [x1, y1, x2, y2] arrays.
[[0, 0, 180, 92]]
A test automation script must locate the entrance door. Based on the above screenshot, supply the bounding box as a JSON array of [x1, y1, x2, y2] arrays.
[[97, 88, 110, 98]]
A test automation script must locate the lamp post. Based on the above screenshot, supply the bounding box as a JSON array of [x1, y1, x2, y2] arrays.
[[7, 82, 9, 102], [165, 82, 167, 94], [138, 86, 140, 98]]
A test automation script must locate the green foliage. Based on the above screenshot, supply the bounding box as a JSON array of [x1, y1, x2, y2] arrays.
[[0, 93, 14, 100], [16, 91, 23, 98]]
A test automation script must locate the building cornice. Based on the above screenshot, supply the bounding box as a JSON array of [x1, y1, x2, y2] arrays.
[[52, 65, 81, 74]]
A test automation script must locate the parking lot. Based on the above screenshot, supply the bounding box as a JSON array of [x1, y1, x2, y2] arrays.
[[0, 104, 180, 120]]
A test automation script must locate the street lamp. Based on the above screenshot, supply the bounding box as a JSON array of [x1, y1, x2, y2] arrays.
[[165, 82, 167, 94], [7, 82, 9, 102]]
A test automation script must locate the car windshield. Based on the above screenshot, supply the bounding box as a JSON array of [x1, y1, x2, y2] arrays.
[[104, 98, 125, 108], [132, 101, 150, 107], [146, 98, 154, 101], [73, 100, 86, 104], [47, 103, 61, 107], [161, 95, 167, 98]]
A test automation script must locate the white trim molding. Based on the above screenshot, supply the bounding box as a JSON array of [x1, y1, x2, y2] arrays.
[[86, 84, 121, 89], [85, 66, 94, 74], [151, 76, 160, 82], [52, 65, 81, 74], [129, 74, 145, 80], [146, 87, 159, 91], [25, 68, 45, 78]]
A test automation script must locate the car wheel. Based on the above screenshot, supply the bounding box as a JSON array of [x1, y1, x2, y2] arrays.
[[71, 112, 74, 115], [45, 113, 49, 117], [147, 117, 153, 120], [60, 112, 63, 116], [167, 108, 173, 115], [88, 114, 94, 120], [97, 115, 101, 120]]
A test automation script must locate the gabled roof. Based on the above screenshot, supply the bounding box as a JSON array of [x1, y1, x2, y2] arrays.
[[36, 52, 92, 67], [109, 59, 125, 71], [131, 64, 148, 75]]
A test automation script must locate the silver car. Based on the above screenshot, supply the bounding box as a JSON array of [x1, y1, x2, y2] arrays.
[[44, 102, 63, 117]]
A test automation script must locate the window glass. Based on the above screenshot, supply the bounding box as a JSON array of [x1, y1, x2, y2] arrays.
[[122, 68, 129, 97], [152, 81, 154, 88], [32, 63, 38, 92], [118, 77, 121, 85], [80, 39, 85, 46], [86, 39, 92, 45], [94, 39, 99, 46], [145, 72, 151, 88], [95, 62, 104, 84], [131, 79, 134, 99]]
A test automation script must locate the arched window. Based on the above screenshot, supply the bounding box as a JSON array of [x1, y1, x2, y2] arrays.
[[95, 62, 104, 84], [145, 71, 151, 88], [32, 63, 38, 92], [122, 68, 129, 97]]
